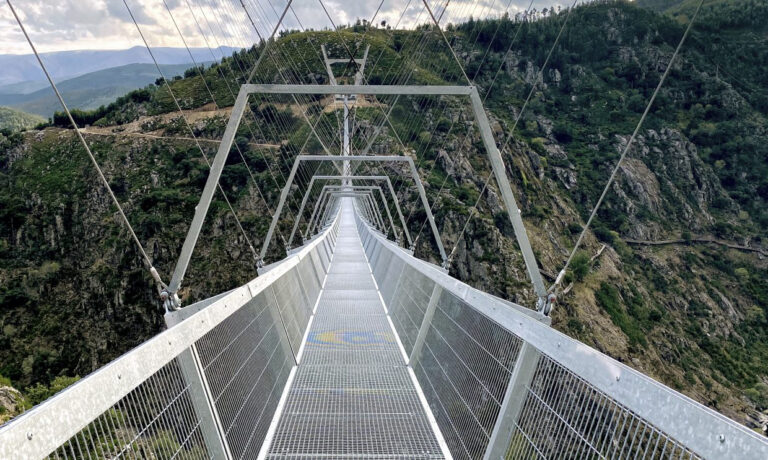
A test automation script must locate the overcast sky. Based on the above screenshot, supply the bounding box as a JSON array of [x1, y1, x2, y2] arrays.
[[1, 0, 576, 55]]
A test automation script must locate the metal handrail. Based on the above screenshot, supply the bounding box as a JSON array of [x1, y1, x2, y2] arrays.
[[355, 213, 768, 460], [0, 212, 342, 459]]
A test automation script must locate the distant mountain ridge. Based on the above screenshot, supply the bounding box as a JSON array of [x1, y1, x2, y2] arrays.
[[0, 46, 239, 87], [0, 62, 210, 117]]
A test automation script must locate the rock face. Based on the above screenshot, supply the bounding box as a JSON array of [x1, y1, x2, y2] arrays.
[[0, 385, 24, 423], [609, 128, 725, 239]]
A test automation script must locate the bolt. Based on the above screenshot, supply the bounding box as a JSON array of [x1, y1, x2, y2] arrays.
[[718, 434, 725, 443], [117, 374, 121, 380], [557, 342, 561, 348], [616, 375, 621, 382], [26, 432, 33, 440]]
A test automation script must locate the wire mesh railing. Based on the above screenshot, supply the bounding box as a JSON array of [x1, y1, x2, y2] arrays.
[[47, 359, 210, 460], [355, 211, 768, 460], [0, 214, 340, 460]]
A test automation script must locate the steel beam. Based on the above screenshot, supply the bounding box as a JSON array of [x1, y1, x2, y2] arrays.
[[164, 315, 232, 459], [307, 188, 333, 237], [484, 343, 541, 459], [468, 89, 548, 306], [175, 83, 546, 307], [288, 175, 411, 248], [409, 284, 443, 367], [169, 89, 250, 294], [259, 158, 301, 263], [262, 155, 445, 264], [313, 185, 394, 235], [242, 84, 473, 96]]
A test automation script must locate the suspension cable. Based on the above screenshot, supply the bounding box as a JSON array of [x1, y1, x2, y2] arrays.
[[161, 0, 289, 247], [550, 0, 705, 292], [412, 0, 539, 246], [446, 0, 577, 267], [422, 0, 472, 85], [6, 0, 169, 295], [129, 0, 262, 262]]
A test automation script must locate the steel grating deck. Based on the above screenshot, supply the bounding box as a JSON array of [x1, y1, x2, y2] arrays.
[[266, 204, 446, 459]]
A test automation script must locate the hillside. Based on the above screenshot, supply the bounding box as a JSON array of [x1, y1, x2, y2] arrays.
[[0, 107, 44, 131], [0, 63, 209, 117], [1, 0, 767, 432], [0, 46, 238, 87]]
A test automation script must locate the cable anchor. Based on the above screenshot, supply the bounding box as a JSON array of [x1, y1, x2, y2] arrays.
[[539, 293, 556, 316]]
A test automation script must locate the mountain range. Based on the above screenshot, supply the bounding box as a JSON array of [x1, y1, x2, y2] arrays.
[[0, 46, 238, 87], [0, 46, 238, 120], [0, 63, 210, 118]]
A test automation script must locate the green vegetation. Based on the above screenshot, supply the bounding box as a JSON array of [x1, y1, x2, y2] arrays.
[[24, 375, 80, 406], [0, 106, 44, 131], [568, 251, 591, 282]]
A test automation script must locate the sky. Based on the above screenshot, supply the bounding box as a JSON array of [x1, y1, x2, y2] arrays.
[[0, 0, 575, 55]]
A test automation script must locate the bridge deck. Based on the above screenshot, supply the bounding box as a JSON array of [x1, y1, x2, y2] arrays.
[[266, 204, 446, 459]]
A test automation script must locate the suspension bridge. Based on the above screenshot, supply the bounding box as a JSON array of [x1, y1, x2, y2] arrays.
[[2, 0, 768, 458]]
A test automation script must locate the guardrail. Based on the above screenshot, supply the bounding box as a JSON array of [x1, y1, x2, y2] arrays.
[[355, 212, 768, 460], [0, 213, 341, 459]]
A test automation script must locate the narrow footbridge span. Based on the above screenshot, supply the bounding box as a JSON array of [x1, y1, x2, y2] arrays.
[[3, 1, 768, 455], [2, 197, 767, 459]]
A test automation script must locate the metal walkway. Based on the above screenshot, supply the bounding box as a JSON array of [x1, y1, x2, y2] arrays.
[[266, 203, 447, 458], [2, 199, 768, 460]]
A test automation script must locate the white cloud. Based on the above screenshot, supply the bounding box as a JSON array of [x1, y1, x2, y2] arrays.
[[1, 0, 569, 55]]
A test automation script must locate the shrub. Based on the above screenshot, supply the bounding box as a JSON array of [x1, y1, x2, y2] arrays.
[[595, 282, 646, 346], [25, 375, 80, 406], [568, 222, 583, 234], [745, 383, 768, 410], [570, 251, 591, 282]]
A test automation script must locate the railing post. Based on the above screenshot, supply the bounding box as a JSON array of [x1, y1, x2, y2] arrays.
[[483, 342, 541, 460], [408, 284, 442, 366], [164, 314, 233, 459]]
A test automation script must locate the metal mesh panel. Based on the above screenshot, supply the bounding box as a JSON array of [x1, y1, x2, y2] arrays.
[[328, 261, 370, 274], [272, 271, 314, 350], [315, 298, 384, 315], [388, 266, 434, 355], [413, 290, 523, 460], [46, 359, 210, 460], [370, 239, 386, 270], [309, 251, 326, 286], [194, 292, 294, 460], [317, 241, 330, 269], [272, 272, 312, 352], [506, 355, 702, 460], [372, 247, 392, 286], [267, 210, 445, 458], [379, 257, 405, 307], [323, 273, 376, 291], [297, 257, 321, 301]]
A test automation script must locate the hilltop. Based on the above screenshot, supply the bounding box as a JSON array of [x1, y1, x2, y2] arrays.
[[1, 0, 767, 430]]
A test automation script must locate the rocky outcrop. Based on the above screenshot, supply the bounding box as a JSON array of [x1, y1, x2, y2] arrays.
[[0, 385, 24, 423]]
